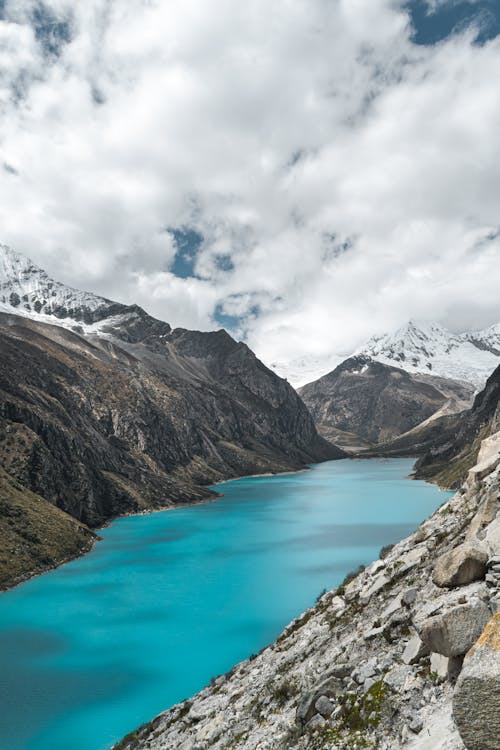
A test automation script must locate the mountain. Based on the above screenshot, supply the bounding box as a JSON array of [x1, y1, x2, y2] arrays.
[[0, 245, 343, 588], [298, 355, 472, 450], [358, 320, 500, 390], [270, 320, 500, 391], [414, 363, 500, 487], [0, 244, 173, 342]]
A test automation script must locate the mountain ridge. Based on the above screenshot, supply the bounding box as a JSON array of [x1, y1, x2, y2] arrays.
[[0, 246, 343, 589], [272, 319, 500, 390], [298, 355, 472, 450]]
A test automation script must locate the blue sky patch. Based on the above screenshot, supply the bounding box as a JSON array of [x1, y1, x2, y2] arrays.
[[169, 227, 204, 278], [406, 0, 500, 45], [213, 304, 241, 331]]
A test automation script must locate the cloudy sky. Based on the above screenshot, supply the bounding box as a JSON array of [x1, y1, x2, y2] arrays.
[[0, 0, 499, 374]]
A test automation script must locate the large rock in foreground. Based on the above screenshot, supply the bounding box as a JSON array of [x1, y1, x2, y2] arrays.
[[432, 542, 489, 588], [453, 613, 500, 750], [418, 599, 491, 657]]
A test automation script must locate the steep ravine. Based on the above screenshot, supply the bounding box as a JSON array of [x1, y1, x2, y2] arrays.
[[115, 436, 500, 750]]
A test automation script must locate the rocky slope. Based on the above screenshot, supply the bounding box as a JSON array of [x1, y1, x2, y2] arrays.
[[115, 396, 500, 750], [413, 364, 500, 488], [298, 356, 472, 450], [0, 247, 342, 588]]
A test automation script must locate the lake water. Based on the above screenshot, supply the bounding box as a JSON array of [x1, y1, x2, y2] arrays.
[[0, 458, 450, 750]]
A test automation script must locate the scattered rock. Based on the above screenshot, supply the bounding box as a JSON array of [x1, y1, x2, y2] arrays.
[[430, 653, 449, 681], [401, 587, 418, 607], [315, 696, 334, 718], [453, 613, 500, 750], [409, 716, 423, 734], [359, 572, 389, 602], [432, 542, 488, 588], [296, 677, 342, 725], [402, 635, 429, 665], [383, 665, 413, 691], [306, 714, 326, 731]]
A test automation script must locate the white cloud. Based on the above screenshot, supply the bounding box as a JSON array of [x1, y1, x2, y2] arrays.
[[0, 0, 499, 366]]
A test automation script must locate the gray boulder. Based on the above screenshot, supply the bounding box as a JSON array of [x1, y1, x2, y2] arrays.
[[419, 599, 491, 657], [315, 695, 334, 718], [296, 677, 342, 725], [432, 542, 488, 588], [453, 613, 500, 750], [430, 652, 449, 681], [402, 635, 429, 665]]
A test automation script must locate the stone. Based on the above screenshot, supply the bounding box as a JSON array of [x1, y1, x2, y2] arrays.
[[447, 655, 464, 682], [364, 626, 384, 641], [418, 599, 491, 657], [354, 657, 378, 684], [306, 714, 326, 731], [430, 653, 449, 681], [325, 662, 351, 680], [453, 613, 500, 750], [401, 587, 418, 607], [382, 595, 403, 620], [432, 542, 488, 588], [315, 696, 334, 718], [383, 665, 413, 692], [409, 716, 423, 734], [363, 676, 378, 693], [402, 635, 429, 665], [296, 677, 343, 725], [359, 573, 389, 602], [367, 559, 386, 576], [485, 517, 500, 554]]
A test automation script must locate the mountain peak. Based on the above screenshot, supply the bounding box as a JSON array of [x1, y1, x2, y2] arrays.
[[358, 319, 500, 388]]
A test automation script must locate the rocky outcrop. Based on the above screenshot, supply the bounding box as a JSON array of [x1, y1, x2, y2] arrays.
[[298, 355, 465, 449], [414, 365, 500, 487], [418, 599, 491, 658], [453, 613, 500, 750], [433, 543, 489, 588]]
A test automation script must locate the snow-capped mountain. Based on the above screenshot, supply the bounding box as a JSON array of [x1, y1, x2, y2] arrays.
[[0, 244, 171, 341], [272, 320, 500, 390], [357, 320, 500, 389], [0, 244, 119, 327]]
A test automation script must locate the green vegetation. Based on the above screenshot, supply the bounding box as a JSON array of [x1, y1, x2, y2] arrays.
[[0, 468, 96, 590], [307, 680, 392, 749], [269, 677, 298, 707]]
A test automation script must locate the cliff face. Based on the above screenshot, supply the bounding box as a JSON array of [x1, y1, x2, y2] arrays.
[[298, 356, 468, 450], [0, 311, 341, 586], [414, 365, 500, 487], [116, 381, 500, 750]]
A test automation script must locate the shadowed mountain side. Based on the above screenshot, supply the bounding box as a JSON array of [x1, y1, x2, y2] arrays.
[[298, 356, 461, 450], [0, 468, 96, 590], [0, 312, 342, 587], [413, 364, 500, 488]]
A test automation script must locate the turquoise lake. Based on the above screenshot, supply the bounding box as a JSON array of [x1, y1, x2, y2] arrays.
[[0, 458, 450, 750]]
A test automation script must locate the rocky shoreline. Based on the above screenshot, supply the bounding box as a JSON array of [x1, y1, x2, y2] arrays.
[[115, 433, 500, 750]]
